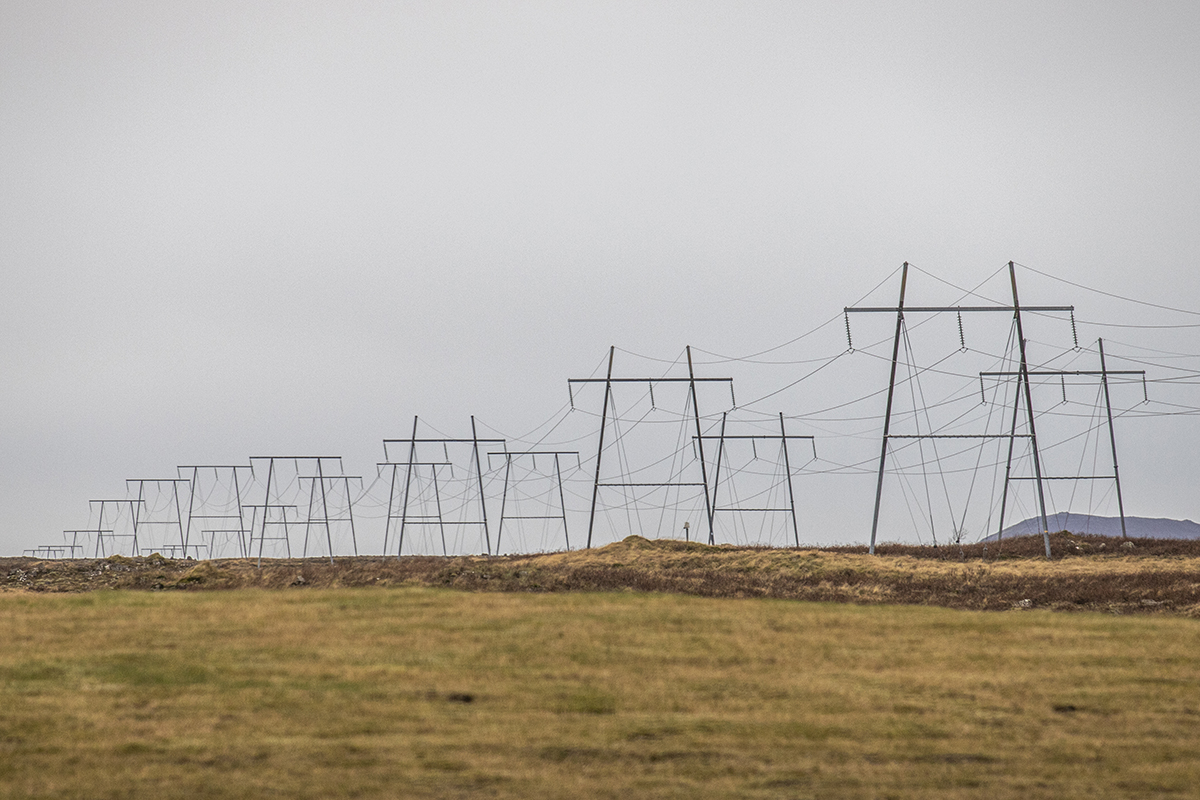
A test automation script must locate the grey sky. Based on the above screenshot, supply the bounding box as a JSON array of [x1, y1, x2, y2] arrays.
[[3, 2, 1199, 556]]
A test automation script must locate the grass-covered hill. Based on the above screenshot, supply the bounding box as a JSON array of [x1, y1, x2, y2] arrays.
[[5, 532, 1200, 616]]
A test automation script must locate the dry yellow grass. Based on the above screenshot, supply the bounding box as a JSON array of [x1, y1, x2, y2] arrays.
[[2, 587, 1199, 798]]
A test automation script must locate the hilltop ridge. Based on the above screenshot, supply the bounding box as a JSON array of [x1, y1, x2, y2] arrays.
[[4, 532, 1200, 616]]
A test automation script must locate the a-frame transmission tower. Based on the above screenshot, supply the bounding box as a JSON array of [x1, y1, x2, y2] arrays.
[[246, 456, 347, 566], [695, 412, 815, 546], [299, 462, 362, 563], [981, 337, 1145, 542], [178, 464, 253, 558], [489, 449, 580, 553], [381, 416, 503, 556], [570, 346, 735, 547], [846, 262, 1075, 558], [126, 478, 193, 558]]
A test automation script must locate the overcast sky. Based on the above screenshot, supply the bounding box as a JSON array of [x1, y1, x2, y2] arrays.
[[3, 1, 1199, 557]]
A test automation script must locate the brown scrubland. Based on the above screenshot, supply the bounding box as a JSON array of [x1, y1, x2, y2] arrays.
[[4, 532, 1200, 616]]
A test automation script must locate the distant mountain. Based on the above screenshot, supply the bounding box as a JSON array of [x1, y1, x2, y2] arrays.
[[985, 513, 1200, 541]]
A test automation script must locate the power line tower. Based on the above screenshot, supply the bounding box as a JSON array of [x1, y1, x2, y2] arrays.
[[178, 464, 254, 558], [126, 478, 193, 558], [488, 450, 580, 553], [695, 412, 815, 546], [299, 463, 362, 563], [86, 498, 139, 557], [569, 346, 735, 547], [845, 262, 1074, 557], [981, 337, 1146, 542], [381, 416, 503, 556], [246, 456, 346, 566], [26, 530, 86, 559]]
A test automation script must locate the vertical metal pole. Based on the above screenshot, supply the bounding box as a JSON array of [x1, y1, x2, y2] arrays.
[[496, 454, 512, 554], [183, 467, 199, 556], [1009, 262, 1052, 558], [283, 460, 295, 559], [432, 467, 448, 556], [1098, 338, 1129, 540], [399, 416, 419, 556], [345, 476, 359, 557], [303, 471, 316, 559], [870, 262, 909, 554], [233, 466, 249, 558], [383, 464, 398, 555], [471, 415, 492, 555], [780, 413, 800, 547], [318, 460, 335, 564], [258, 458, 274, 569], [555, 453, 570, 550], [94, 502, 105, 558], [710, 412, 728, 538], [687, 346, 716, 545], [171, 479, 187, 556], [586, 346, 616, 548], [995, 363, 1023, 545], [246, 508, 258, 564], [131, 483, 144, 557]]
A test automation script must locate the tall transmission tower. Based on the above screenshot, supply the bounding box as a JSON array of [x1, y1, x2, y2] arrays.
[[569, 346, 735, 547], [980, 337, 1146, 542], [695, 412, 815, 546], [298, 463, 362, 563], [845, 262, 1075, 557], [86, 498, 138, 557], [246, 456, 346, 566], [381, 416, 503, 556], [488, 450, 580, 553], [178, 464, 254, 558], [126, 478, 192, 557]]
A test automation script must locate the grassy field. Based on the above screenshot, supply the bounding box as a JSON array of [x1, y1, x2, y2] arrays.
[[2, 587, 1199, 798]]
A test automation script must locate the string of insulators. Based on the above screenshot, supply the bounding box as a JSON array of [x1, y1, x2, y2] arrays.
[[1070, 311, 1079, 350], [568, 384, 575, 410], [1060, 374, 1068, 404], [649, 382, 655, 409], [844, 311, 854, 351], [957, 311, 966, 351], [730, 384, 737, 409], [1143, 374, 1149, 403], [979, 375, 987, 404]]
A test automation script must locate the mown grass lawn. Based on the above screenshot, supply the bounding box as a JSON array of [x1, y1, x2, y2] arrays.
[[1, 587, 1198, 799]]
